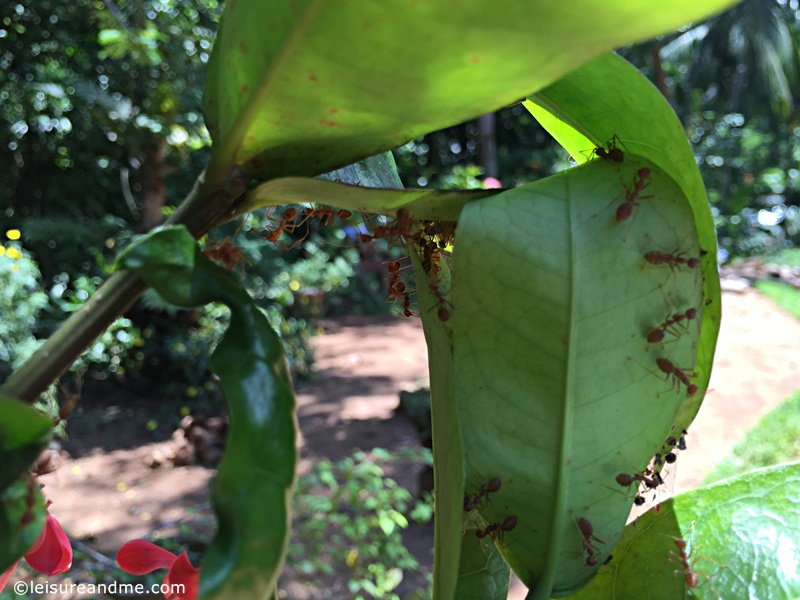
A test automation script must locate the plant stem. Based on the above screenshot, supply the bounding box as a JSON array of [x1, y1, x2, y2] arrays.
[[0, 168, 245, 403]]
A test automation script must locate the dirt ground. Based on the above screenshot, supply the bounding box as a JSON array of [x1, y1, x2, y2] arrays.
[[36, 288, 800, 599]]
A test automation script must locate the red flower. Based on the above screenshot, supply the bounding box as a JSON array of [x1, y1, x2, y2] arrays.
[[0, 508, 73, 593], [116, 540, 199, 600]]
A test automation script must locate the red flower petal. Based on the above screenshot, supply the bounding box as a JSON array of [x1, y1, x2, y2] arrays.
[[0, 560, 21, 595], [163, 552, 199, 600], [116, 540, 178, 575], [25, 513, 72, 575]]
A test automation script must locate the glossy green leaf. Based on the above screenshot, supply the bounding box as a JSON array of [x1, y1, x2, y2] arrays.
[[0, 395, 53, 493], [413, 252, 465, 600], [0, 477, 46, 573], [451, 157, 709, 598], [526, 53, 722, 435], [569, 462, 800, 599], [240, 177, 496, 221], [203, 0, 736, 187], [455, 533, 511, 600], [116, 226, 297, 600]]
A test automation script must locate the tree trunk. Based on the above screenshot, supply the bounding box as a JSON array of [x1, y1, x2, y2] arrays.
[[138, 135, 167, 232], [650, 41, 671, 104]]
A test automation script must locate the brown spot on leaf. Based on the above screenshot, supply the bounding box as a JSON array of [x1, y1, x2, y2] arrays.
[[329, 108, 339, 115], [241, 85, 248, 94], [470, 55, 480, 64], [320, 119, 341, 127], [238, 41, 249, 54], [309, 73, 318, 82]]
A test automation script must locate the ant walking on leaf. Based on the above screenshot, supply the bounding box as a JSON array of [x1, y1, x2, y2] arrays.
[[666, 536, 726, 599], [591, 134, 626, 163]]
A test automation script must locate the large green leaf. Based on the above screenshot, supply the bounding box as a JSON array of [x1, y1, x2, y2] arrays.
[[451, 157, 709, 598], [526, 53, 721, 436], [0, 395, 53, 493], [568, 462, 800, 599], [116, 227, 297, 600], [0, 477, 46, 573], [202, 0, 736, 188], [412, 253, 466, 600]]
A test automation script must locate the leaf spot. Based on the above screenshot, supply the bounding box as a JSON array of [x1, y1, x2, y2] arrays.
[[308, 73, 318, 82], [320, 119, 341, 127]]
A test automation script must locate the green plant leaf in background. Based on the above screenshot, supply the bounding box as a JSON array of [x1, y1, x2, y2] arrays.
[[0, 395, 53, 493], [202, 0, 737, 189], [568, 462, 800, 599], [116, 227, 297, 600], [0, 477, 46, 573], [455, 534, 511, 600], [451, 157, 709, 599], [525, 53, 722, 437]]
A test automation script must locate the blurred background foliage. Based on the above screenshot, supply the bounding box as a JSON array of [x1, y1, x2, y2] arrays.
[[1, 0, 800, 406]]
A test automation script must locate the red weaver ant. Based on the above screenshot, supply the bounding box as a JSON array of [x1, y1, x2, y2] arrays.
[[669, 538, 724, 598], [265, 207, 302, 245], [656, 358, 698, 397], [204, 238, 247, 272], [577, 517, 604, 566], [32, 448, 60, 477], [301, 206, 352, 227], [384, 259, 414, 318], [428, 279, 451, 321], [615, 167, 652, 222], [370, 208, 415, 246], [644, 250, 700, 271], [54, 373, 81, 427], [463, 476, 501, 511], [647, 308, 697, 343], [591, 135, 625, 163], [476, 515, 517, 544]]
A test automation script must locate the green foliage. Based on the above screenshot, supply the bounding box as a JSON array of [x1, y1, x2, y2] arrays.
[[7, 1, 787, 599], [689, 111, 800, 257], [0, 243, 49, 379], [392, 107, 568, 190], [755, 279, 800, 319], [49, 272, 142, 378], [571, 462, 800, 600], [0, 0, 220, 221], [452, 158, 707, 595], [291, 450, 433, 600], [116, 226, 298, 600], [765, 247, 800, 268], [706, 390, 800, 484]]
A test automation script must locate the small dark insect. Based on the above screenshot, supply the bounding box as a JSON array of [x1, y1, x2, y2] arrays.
[[464, 476, 502, 511], [475, 514, 517, 544], [655, 358, 698, 397], [577, 516, 604, 566], [592, 135, 625, 163], [615, 167, 652, 223]]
